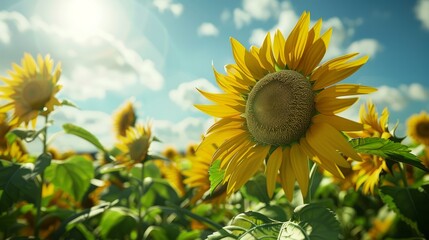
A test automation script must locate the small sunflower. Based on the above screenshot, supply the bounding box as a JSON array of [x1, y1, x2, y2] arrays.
[[0, 53, 62, 127], [0, 113, 12, 150], [0, 139, 30, 163], [155, 160, 186, 197], [195, 12, 376, 200], [407, 111, 429, 146], [349, 101, 391, 194], [113, 100, 137, 138], [116, 123, 152, 165], [162, 146, 181, 160]]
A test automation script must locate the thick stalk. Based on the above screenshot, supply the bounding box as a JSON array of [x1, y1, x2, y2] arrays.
[[136, 163, 145, 240], [304, 162, 318, 204]]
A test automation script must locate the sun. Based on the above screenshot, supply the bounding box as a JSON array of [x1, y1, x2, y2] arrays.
[[54, 0, 109, 37]]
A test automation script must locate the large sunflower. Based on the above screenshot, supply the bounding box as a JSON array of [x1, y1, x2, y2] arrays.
[[195, 12, 376, 200], [407, 111, 429, 146], [113, 100, 137, 138], [0, 53, 62, 127]]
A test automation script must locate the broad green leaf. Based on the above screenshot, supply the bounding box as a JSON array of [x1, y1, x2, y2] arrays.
[[0, 163, 38, 212], [29, 153, 52, 179], [209, 159, 225, 194], [350, 138, 428, 171], [99, 207, 137, 239], [278, 222, 307, 240], [45, 156, 94, 201], [243, 174, 270, 204], [291, 203, 340, 240], [62, 123, 106, 152], [379, 185, 429, 236]]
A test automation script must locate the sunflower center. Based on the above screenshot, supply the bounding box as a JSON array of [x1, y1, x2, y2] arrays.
[[245, 70, 314, 146], [128, 137, 149, 162], [22, 80, 51, 111], [416, 121, 429, 138]]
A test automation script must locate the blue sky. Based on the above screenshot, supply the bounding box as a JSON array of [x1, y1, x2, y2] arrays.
[[1, 0, 428, 152]]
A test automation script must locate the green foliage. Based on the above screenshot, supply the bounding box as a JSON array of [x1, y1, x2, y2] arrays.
[[209, 159, 225, 194], [60, 99, 79, 109], [0, 161, 38, 212], [63, 123, 107, 153], [350, 137, 428, 171], [379, 185, 429, 237], [243, 174, 270, 204], [99, 207, 137, 239], [29, 153, 52, 179], [207, 203, 340, 240], [45, 156, 94, 201]]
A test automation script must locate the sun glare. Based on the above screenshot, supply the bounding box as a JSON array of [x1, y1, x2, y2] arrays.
[[57, 0, 108, 37]]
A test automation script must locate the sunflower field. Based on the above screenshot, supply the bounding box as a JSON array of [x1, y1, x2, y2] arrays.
[[1, 11, 429, 240]]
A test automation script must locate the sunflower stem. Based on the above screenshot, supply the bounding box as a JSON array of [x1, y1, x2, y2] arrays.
[[304, 162, 318, 204], [35, 115, 49, 239], [137, 162, 145, 240], [398, 163, 409, 188]]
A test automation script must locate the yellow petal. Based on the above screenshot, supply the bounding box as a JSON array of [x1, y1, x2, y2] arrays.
[[265, 147, 283, 198], [258, 32, 276, 72], [316, 97, 358, 115], [285, 11, 310, 69], [312, 114, 363, 131], [225, 64, 256, 86], [312, 56, 369, 90], [273, 30, 286, 68], [290, 144, 309, 198], [213, 131, 249, 161], [279, 147, 295, 201], [306, 123, 351, 168], [194, 104, 241, 118], [315, 84, 377, 101], [230, 37, 266, 79], [197, 88, 245, 106], [300, 28, 332, 76], [212, 65, 247, 94]]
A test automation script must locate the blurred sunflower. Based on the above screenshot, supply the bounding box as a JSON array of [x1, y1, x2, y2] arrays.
[[407, 111, 429, 146], [184, 145, 227, 204], [155, 160, 186, 197], [113, 100, 136, 138], [116, 123, 153, 166], [195, 11, 375, 200], [162, 145, 181, 160], [0, 113, 12, 150], [0, 139, 30, 163], [349, 101, 391, 194], [0, 53, 62, 128]]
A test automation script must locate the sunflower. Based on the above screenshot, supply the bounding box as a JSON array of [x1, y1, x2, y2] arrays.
[[0, 113, 12, 150], [0, 53, 62, 128], [113, 100, 137, 138], [116, 123, 152, 165], [155, 160, 186, 197], [184, 144, 227, 204], [195, 12, 376, 200], [348, 101, 391, 194], [0, 139, 30, 163], [407, 111, 429, 146]]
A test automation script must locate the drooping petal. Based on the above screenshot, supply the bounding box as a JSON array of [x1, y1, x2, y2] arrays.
[[265, 147, 283, 198], [312, 114, 363, 132], [290, 144, 309, 197], [279, 147, 295, 201]]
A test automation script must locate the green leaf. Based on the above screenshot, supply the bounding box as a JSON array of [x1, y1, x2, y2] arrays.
[[29, 153, 52, 179], [379, 185, 429, 237], [99, 207, 137, 239], [208, 159, 225, 194], [0, 163, 38, 212], [291, 203, 340, 240], [62, 123, 106, 152], [10, 128, 40, 142], [278, 222, 307, 240], [45, 156, 94, 201], [244, 174, 270, 204], [350, 138, 428, 171], [60, 99, 79, 109]]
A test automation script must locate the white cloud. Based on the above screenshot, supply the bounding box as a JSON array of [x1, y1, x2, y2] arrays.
[[169, 78, 219, 111], [248, 6, 382, 60], [415, 0, 429, 30], [197, 22, 219, 37], [0, 21, 10, 44], [61, 65, 136, 100], [233, 0, 279, 28], [0, 11, 164, 100], [347, 39, 382, 58], [220, 9, 231, 22], [152, 117, 214, 152], [153, 0, 184, 16]]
